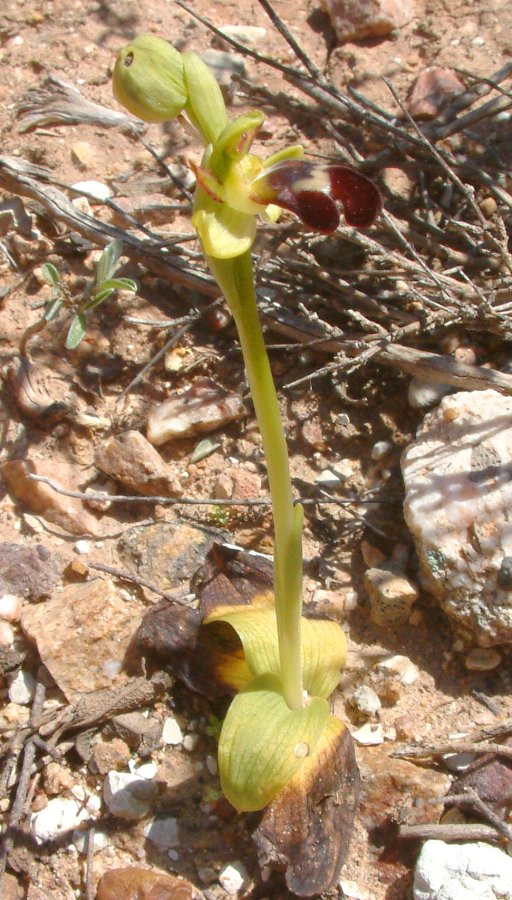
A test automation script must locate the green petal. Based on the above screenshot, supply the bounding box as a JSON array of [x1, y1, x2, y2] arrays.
[[218, 672, 329, 812], [205, 603, 346, 699], [192, 203, 256, 259]]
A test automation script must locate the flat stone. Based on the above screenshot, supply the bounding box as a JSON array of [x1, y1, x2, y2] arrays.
[[95, 430, 181, 497], [413, 840, 512, 899], [96, 868, 194, 900], [402, 390, 512, 646], [2, 457, 102, 536], [144, 815, 180, 849], [147, 378, 246, 446], [0, 542, 60, 599], [21, 579, 143, 700], [219, 861, 248, 895], [320, 0, 414, 43]]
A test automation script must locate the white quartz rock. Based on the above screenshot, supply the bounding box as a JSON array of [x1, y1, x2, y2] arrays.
[[402, 390, 512, 646], [413, 840, 512, 899], [103, 770, 157, 820], [32, 798, 91, 844]]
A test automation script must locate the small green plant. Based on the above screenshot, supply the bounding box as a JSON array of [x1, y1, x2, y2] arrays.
[[41, 240, 137, 349], [113, 35, 380, 815]]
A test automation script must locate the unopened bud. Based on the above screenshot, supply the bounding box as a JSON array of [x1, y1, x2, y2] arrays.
[[113, 34, 187, 123]]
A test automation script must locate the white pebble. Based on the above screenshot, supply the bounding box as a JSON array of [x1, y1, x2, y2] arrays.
[[71, 181, 111, 202], [72, 828, 109, 854], [32, 798, 91, 844], [9, 670, 36, 705], [144, 815, 180, 849], [442, 751, 478, 773], [377, 654, 419, 685], [408, 377, 453, 409], [102, 658, 123, 678], [371, 440, 393, 461], [0, 594, 22, 622], [183, 733, 199, 752], [351, 685, 381, 716], [351, 722, 384, 745], [0, 621, 14, 648], [219, 25, 267, 47], [219, 861, 248, 895], [315, 469, 342, 486], [168, 849, 179, 861], [103, 771, 157, 820], [74, 540, 91, 555], [414, 839, 512, 899], [206, 754, 218, 776], [162, 716, 183, 746]]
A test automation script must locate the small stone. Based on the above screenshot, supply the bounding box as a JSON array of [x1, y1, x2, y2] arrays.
[[31, 797, 91, 844], [408, 377, 453, 409], [350, 685, 381, 717], [71, 141, 96, 169], [0, 594, 22, 622], [144, 815, 180, 849], [90, 738, 131, 775], [0, 542, 60, 599], [219, 861, 248, 895], [365, 567, 419, 626], [320, 0, 414, 43], [95, 430, 181, 497], [74, 540, 91, 555], [197, 866, 217, 885], [315, 469, 342, 486], [219, 24, 267, 47], [72, 828, 109, 854], [8, 670, 36, 705], [301, 419, 326, 451], [43, 762, 76, 795], [371, 440, 393, 461], [147, 379, 246, 446], [377, 654, 419, 684], [183, 734, 199, 752], [464, 648, 502, 671], [200, 49, 246, 86], [361, 540, 386, 568], [413, 839, 512, 900], [206, 754, 218, 775], [352, 722, 384, 745], [310, 588, 354, 618], [103, 770, 158, 821], [162, 716, 183, 746], [442, 751, 478, 772], [0, 621, 14, 647], [407, 67, 464, 119], [481, 196, 498, 218], [71, 180, 111, 202]]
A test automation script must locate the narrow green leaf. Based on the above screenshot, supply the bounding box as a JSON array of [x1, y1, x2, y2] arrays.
[[41, 262, 60, 287], [83, 287, 115, 310], [95, 239, 122, 286], [218, 673, 329, 812], [44, 296, 64, 322], [65, 313, 87, 349]]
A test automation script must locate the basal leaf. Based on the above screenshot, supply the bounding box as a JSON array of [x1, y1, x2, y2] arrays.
[[218, 672, 329, 812], [205, 602, 346, 698]]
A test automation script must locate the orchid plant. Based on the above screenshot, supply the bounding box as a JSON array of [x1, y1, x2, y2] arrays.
[[113, 35, 381, 814]]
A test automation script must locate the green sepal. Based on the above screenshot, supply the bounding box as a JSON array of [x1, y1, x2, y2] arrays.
[[209, 111, 265, 180], [218, 672, 329, 812], [205, 602, 346, 699], [182, 51, 228, 146], [113, 34, 187, 124], [263, 144, 304, 167]]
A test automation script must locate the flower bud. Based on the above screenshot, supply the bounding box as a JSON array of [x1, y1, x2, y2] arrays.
[[112, 34, 187, 123]]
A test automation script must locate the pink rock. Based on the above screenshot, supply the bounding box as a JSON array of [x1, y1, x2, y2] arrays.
[[147, 378, 246, 446], [407, 66, 464, 119], [320, 0, 414, 42], [2, 457, 102, 536], [21, 579, 143, 701], [95, 430, 181, 497]]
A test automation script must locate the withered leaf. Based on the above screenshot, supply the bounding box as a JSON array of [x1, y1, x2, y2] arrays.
[[194, 542, 273, 618], [253, 718, 359, 897], [96, 866, 195, 899]]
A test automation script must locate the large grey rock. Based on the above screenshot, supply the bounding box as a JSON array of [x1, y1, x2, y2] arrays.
[[413, 840, 512, 900], [402, 390, 512, 647]]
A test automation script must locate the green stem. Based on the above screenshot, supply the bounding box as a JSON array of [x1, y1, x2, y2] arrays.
[[207, 251, 304, 710]]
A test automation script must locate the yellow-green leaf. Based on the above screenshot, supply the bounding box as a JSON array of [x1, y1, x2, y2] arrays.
[[218, 673, 329, 812], [205, 602, 346, 698]]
